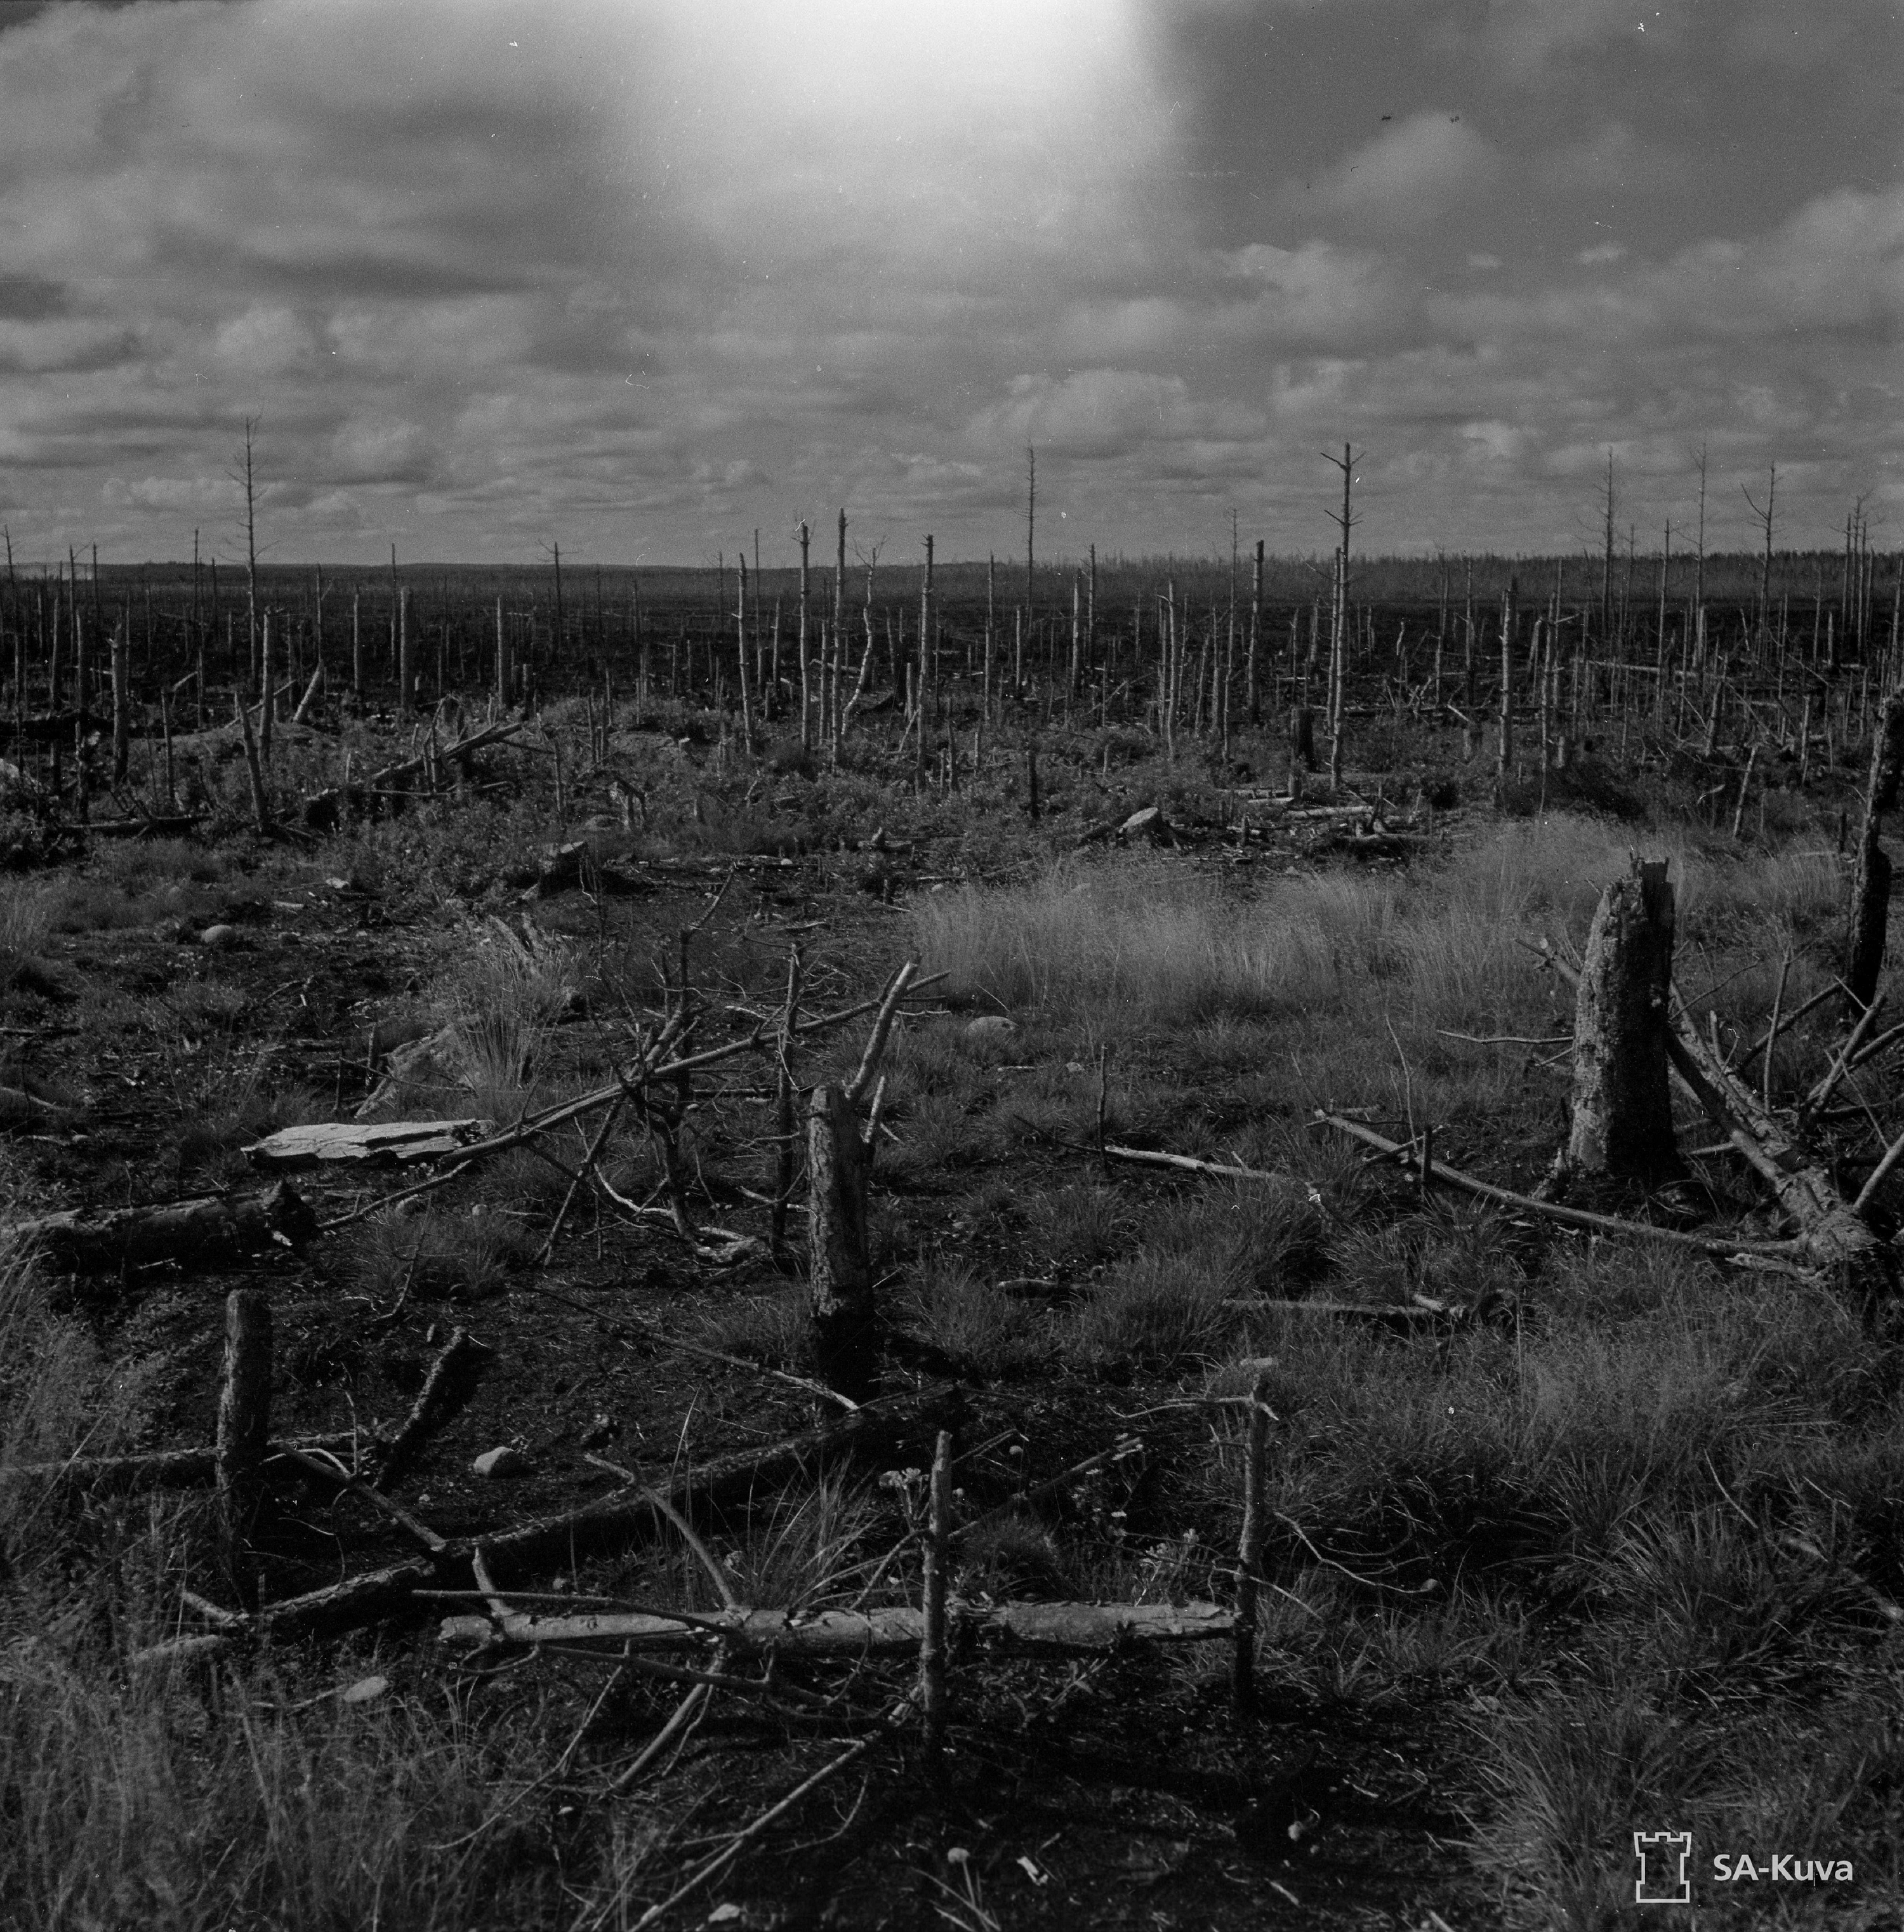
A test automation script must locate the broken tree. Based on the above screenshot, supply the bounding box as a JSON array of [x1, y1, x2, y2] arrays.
[[1566, 856, 1685, 1181]]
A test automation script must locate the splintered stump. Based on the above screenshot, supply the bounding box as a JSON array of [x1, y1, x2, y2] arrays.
[[1846, 812, 1893, 1014], [1566, 857, 1684, 1181], [808, 1082, 875, 1401], [1870, 691, 1904, 816], [216, 1288, 273, 1607], [1288, 705, 1317, 773]]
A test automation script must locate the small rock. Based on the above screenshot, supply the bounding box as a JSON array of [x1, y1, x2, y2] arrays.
[[965, 1015, 1017, 1042], [1118, 805, 1172, 844], [472, 1445, 531, 1479], [199, 923, 238, 949], [340, 1674, 389, 1705]]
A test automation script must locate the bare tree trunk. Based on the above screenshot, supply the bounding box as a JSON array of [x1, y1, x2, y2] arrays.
[[1846, 809, 1892, 1012], [216, 1288, 272, 1608], [797, 522, 811, 751], [735, 554, 755, 754], [1566, 858, 1684, 1181], [920, 1428, 952, 1768], [1868, 689, 1904, 814], [235, 688, 272, 833], [1247, 538, 1263, 725], [808, 1083, 873, 1399], [110, 616, 129, 781], [1497, 575, 1517, 783]]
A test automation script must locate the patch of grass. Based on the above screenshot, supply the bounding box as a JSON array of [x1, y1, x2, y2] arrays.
[[693, 1285, 814, 1372], [336, 1203, 527, 1305], [1065, 1250, 1240, 1372], [899, 1257, 1050, 1380]]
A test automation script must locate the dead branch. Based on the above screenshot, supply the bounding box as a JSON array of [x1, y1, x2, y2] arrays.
[[439, 1598, 1235, 1655], [1316, 1113, 1809, 1265], [376, 1327, 491, 1488]]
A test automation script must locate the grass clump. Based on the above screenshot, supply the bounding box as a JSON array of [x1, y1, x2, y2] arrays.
[[900, 1257, 1050, 1380]]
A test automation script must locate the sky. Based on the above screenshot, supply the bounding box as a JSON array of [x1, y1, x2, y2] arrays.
[[0, 0, 1898, 570]]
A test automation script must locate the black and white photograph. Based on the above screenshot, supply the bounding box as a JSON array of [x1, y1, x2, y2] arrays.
[[1, 1, 1900, 1926]]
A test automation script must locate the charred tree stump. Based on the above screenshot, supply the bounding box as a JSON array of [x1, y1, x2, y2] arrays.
[[1845, 705, 1901, 1011], [1288, 704, 1316, 773], [1566, 858, 1684, 1181], [110, 620, 131, 783], [216, 1288, 273, 1607], [808, 1082, 874, 1401], [1845, 815, 1892, 1014], [920, 1428, 953, 1771], [1870, 690, 1904, 814], [1233, 1370, 1271, 1717]]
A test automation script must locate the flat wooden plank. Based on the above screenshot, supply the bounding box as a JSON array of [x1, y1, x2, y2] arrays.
[[244, 1119, 496, 1169]]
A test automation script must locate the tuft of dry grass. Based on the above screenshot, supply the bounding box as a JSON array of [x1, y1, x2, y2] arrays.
[[900, 1257, 1050, 1380]]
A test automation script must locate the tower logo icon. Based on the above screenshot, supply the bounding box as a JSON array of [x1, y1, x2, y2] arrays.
[[1634, 1832, 1693, 1905]]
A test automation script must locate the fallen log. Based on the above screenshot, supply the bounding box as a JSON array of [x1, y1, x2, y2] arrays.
[[81, 814, 202, 840], [244, 1118, 496, 1170], [479, 1380, 965, 1582], [260, 1557, 446, 1639], [376, 1327, 491, 1488], [157, 1382, 965, 1646], [301, 719, 526, 830], [439, 1598, 1234, 1655], [4, 1181, 319, 1277]]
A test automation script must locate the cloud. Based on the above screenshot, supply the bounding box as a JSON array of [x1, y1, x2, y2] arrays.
[[213, 305, 320, 378], [0, 317, 139, 374], [1275, 112, 1498, 232], [0, 0, 1891, 560], [1474, 0, 1681, 77], [966, 368, 1241, 458], [1537, 123, 1693, 194]]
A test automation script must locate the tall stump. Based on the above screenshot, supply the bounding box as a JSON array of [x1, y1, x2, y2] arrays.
[[216, 1287, 274, 1609], [1845, 694, 1901, 1010], [808, 1083, 874, 1401], [1845, 814, 1892, 1014], [1566, 858, 1684, 1182]]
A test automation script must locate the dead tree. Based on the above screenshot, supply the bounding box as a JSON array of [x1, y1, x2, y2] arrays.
[[1846, 814, 1892, 1013], [1870, 690, 1904, 814], [1566, 857, 1684, 1181], [1846, 703, 1901, 1009], [109, 618, 129, 781], [806, 963, 916, 1398], [807, 1082, 873, 1399], [216, 1288, 273, 1606]]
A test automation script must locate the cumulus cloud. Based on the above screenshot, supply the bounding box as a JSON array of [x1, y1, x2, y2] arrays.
[[0, 0, 1889, 559], [967, 369, 1233, 458], [1276, 112, 1498, 232]]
